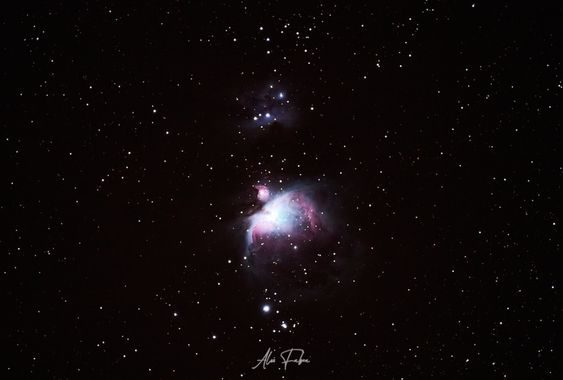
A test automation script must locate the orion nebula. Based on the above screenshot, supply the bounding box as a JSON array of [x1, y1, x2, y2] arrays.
[[242, 182, 361, 301], [246, 185, 323, 257]]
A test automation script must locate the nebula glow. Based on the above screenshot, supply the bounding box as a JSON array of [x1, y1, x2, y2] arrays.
[[246, 185, 321, 255], [243, 183, 356, 300], [255, 185, 270, 202], [237, 83, 295, 129]]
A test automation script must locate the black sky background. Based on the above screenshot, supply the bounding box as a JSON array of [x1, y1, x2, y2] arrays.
[[4, 1, 562, 378]]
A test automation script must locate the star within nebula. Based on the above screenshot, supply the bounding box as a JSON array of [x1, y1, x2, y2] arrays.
[[238, 83, 294, 130], [246, 185, 323, 257]]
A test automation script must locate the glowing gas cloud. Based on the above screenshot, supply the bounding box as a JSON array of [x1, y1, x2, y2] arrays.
[[246, 184, 323, 255]]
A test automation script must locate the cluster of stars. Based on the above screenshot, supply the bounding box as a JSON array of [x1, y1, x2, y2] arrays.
[[247, 85, 290, 127]]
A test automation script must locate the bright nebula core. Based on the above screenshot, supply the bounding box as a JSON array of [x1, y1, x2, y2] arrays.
[[246, 185, 323, 257], [243, 183, 357, 300]]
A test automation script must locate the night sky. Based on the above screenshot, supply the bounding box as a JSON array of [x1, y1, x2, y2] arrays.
[[4, 1, 563, 379]]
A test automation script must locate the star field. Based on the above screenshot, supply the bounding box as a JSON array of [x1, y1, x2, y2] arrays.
[[4, 1, 563, 379]]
